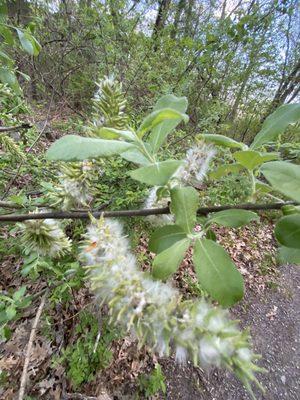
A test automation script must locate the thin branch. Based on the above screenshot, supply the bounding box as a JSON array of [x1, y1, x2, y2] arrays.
[[0, 202, 297, 223], [18, 290, 48, 400], [0, 123, 32, 134], [62, 393, 98, 400], [0, 199, 112, 212]]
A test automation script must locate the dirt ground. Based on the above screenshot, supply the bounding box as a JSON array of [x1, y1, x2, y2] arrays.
[[160, 263, 300, 400]]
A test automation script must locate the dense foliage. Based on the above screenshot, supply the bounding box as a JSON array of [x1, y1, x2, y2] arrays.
[[0, 1, 299, 399]]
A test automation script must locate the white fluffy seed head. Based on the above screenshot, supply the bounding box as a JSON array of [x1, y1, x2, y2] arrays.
[[176, 143, 216, 185], [144, 187, 174, 227], [81, 217, 260, 393], [18, 218, 71, 258]]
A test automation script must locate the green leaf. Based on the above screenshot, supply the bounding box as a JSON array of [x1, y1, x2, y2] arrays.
[[129, 160, 182, 185], [255, 180, 272, 195], [13, 286, 26, 301], [0, 67, 20, 93], [260, 161, 300, 202], [209, 163, 244, 179], [207, 209, 259, 228], [278, 246, 300, 265], [17, 70, 30, 81], [31, 35, 41, 55], [0, 50, 12, 63], [193, 239, 244, 307], [251, 103, 300, 149], [200, 134, 247, 149], [94, 127, 135, 141], [120, 148, 151, 165], [149, 225, 187, 254], [0, 67, 16, 85], [16, 29, 41, 56], [0, 25, 14, 45], [233, 150, 279, 170], [275, 215, 300, 249], [16, 28, 34, 55], [46, 135, 133, 161], [5, 306, 16, 321], [152, 238, 190, 280], [281, 205, 300, 216], [137, 108, 189, 138], [206, 229, 217, 241], [170, 187, 199, 233], [148, 95, 188, 152]]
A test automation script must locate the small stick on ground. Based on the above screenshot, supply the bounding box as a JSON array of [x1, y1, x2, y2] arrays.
[[18, 290, 49, 400]]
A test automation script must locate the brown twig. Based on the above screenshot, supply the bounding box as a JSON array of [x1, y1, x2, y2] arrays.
[[0, 202, 297, 223], [0, 199, 111, 213], [18, 290, 49, 400], [62, 393, 98, 400], [0, 123, 32, 134]]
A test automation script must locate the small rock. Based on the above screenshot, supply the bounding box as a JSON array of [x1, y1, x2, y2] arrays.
[[281, 375, 286, 384]]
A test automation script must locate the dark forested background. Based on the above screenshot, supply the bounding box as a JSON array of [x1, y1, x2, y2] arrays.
[[7, 0, 300, 143]]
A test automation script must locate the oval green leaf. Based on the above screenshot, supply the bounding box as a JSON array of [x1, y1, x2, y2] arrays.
[[275, 215, 300, 249], [149, 224, 187, 254], [170, 186, 199, 233], [193, 239, 244, 307], [46, 135, 133, 161], [200, 134, 247, 150], [207, 209, 259, 228], [138, 108, 189, 138], [129, 160, 182, 185], [278, 246, 300, 265], [94, 127, 135, 141], [152, 238, 190, 280], [148, 95, 188, 152], [251, 103, 300, 149], [260, 161, 300, 202], [233, 150, 279, 171], [120, 148, 151, 166]]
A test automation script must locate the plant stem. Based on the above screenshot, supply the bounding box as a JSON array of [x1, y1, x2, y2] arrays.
[[249, 170, 256, 202], [0, 201, 297, 222]]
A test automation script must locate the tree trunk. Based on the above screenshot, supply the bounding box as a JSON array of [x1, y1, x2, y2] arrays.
[[152, 0, 171, 50], [266, 59, 300, 116], [170, 0, 185, 39], [184, 0, 195, 37]]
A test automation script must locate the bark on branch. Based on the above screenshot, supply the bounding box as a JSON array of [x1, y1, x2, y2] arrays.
[[0, 202, 297, 223], [0, 123, 32, 134]]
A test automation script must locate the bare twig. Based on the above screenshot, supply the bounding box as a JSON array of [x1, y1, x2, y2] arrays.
[[18, 290, 48, 400], [0, 201, 297, 223], [0, 199, 111, 212], [62, 393, 98, 400], [93, 331, 101, 354], [27, 90, 54, 152], [63, 391, 111, 400], [0, 123, 32, 134]]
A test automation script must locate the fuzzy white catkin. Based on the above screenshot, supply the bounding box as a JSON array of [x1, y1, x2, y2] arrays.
[[144, 187, 174, 227], [176, 143, 216, 184], [47, 161, 100, 211], [81, 217, 262, 395], [18, 218, 71, 258]]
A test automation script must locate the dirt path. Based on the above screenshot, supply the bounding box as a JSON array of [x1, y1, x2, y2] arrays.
[[161, 264, 300, 400]]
